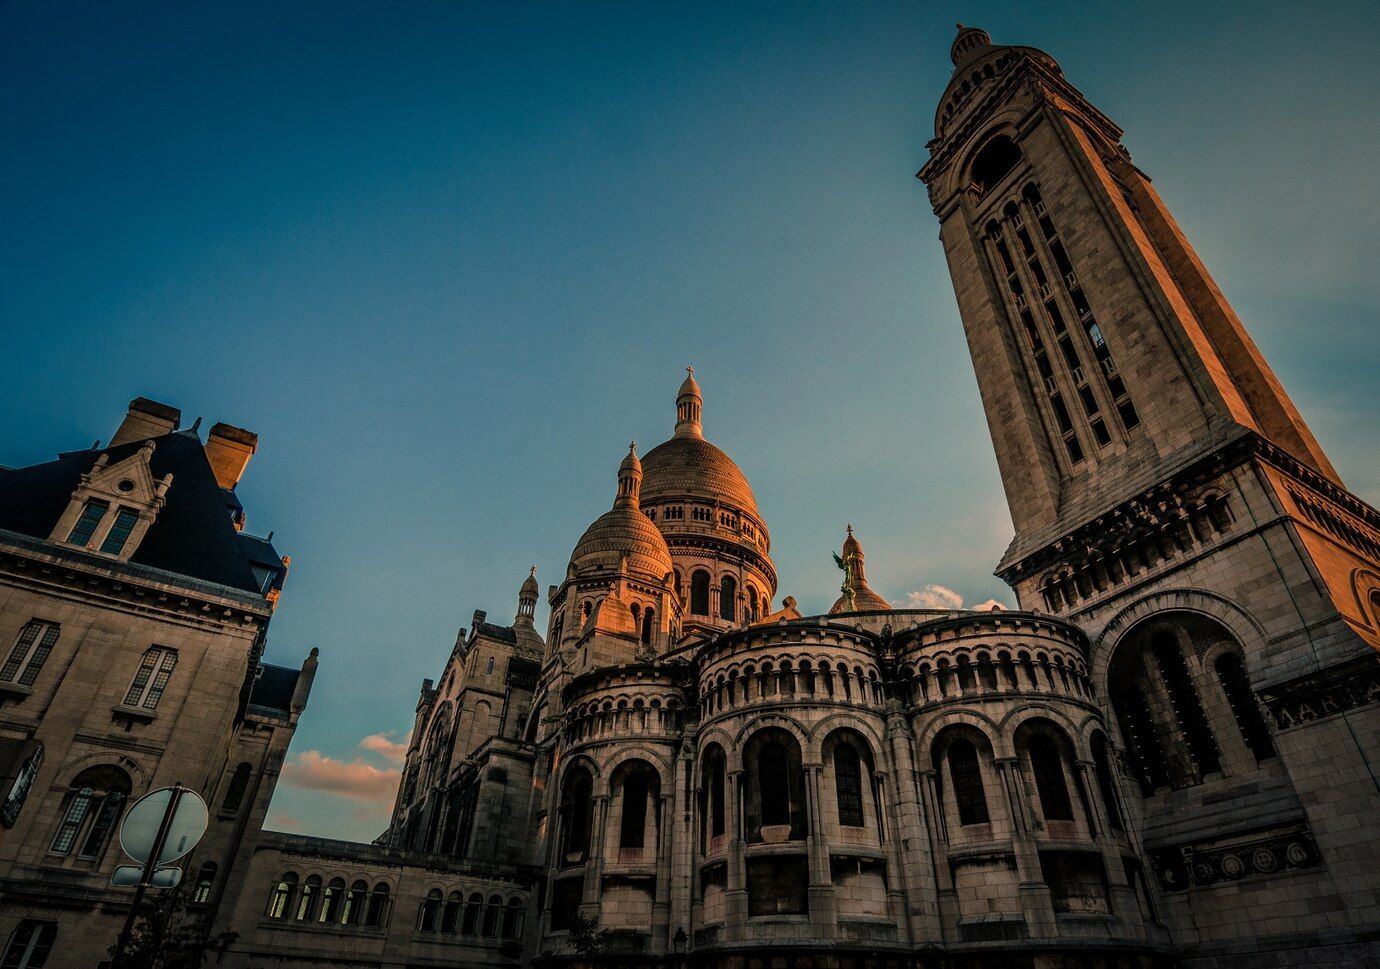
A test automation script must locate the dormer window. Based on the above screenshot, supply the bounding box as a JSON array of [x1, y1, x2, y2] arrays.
[[99, 509, 139, 555], [50, 442, 171, 562], [66, 501, 108, 548]]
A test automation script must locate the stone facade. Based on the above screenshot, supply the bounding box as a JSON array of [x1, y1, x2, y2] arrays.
[[0, 397, 312, 967], [2, 23, 1376, 969]]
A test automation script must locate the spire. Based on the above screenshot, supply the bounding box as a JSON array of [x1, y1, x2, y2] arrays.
[[674, 366, 703, 439], [830, 525, 891, 614], [516, 566, 538, 623], [615, 442, 643, 508]]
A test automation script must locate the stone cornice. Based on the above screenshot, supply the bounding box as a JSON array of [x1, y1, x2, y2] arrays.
[[0, 530, 270, 632]]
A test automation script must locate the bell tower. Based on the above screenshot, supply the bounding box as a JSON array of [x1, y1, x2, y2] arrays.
[[921, 25, 1380, 969]]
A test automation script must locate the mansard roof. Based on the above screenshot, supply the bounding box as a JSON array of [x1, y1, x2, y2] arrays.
[[0, 429, 280, 595], [249, 663, 301, 714]]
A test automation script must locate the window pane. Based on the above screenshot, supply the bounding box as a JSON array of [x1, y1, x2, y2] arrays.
[[67, 501, 107, 547], [99, 509, 139, 554]]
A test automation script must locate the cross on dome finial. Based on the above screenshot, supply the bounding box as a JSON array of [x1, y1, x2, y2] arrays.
[[847, 523, 854, 535]]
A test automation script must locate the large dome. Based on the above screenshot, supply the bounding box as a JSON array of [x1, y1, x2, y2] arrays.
[[640, 436, 759, 515], [639, 367, 760, 516]]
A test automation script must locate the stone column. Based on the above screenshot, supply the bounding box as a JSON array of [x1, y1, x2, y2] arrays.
[[875, 770, 909, 941], [579, 794, 610, 915], [803, 763, 838, 935], [724, 769, 748, 938], [995, 756, 1055, 939], [652, 792, 672, 949], [890, 711, 940, 943], [1075, 759, 1144, 938]]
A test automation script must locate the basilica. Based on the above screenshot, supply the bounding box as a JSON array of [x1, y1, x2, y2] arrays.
[[0, 23, 1377, 969]]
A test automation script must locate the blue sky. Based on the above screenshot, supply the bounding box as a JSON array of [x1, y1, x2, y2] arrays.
[[2, 1, 1376, 840]]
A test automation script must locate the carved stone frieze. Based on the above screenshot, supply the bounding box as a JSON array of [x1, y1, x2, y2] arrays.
[[1149, 821, 1320, 891]]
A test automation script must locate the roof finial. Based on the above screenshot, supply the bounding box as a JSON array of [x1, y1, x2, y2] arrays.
[[847, 523, 853, 536], [530, 564, 537, 577]]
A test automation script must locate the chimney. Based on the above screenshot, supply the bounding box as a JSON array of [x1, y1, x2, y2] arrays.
[[205, 422, 258, 490], [109, 397, 181, 447]]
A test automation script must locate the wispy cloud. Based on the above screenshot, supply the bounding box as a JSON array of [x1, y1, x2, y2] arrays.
[[281, 750, 399, 805], [905, 584, 964, 610], [904, 584, 1009, 612], [267, 812, 304, 833], [359, 731, 410, 764]]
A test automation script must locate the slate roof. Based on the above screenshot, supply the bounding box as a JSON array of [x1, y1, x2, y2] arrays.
[[249, 663, 300, 713], [0, 429, 281, 596]]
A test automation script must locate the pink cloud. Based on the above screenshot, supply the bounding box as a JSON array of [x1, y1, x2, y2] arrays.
[[359, 731, 410, 764], [267, 812, 304, 833], [281, 751, 399, 805]]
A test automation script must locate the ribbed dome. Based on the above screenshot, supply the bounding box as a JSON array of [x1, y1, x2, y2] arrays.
[[570, 445, 673, 578], [570, 507, 672, 577], [640, 436, 759, 515], [830, 586, 892, 614]]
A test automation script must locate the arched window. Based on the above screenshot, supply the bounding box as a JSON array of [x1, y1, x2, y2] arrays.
[[295, 875, 321, 921], [719, 576, 737, 621], [221, 762, 252, 813], [441, 891, 462, 933], [746, 586, 758, 621], [502, 897, 524, 939], [1027, 734, 1073, 822], [191, 863, 217, 905], [1090, 733, 1123, 831], [419, 889, 442, 932], [969, 134, 1022, 195], [745, 729, 806, 842], [1110, 616, 1230, 794], [49, 765, 131, 859], [758, 743, 789, 827], [619, 771, 649, 849], [462, 892, 482, 934], [342, 880, 367, 925], [559, 767, 593, 864], [319, 878, 345, 923], [641, 607, 655, 645], [1215, 653, 1275, 762], [482, 894, 502, 936], [690, 571, 711, 616], [365, 882, 390, 927], [266, 873, 297, 919], [947, 738, 990, 826], [833, 743, 864, 827]]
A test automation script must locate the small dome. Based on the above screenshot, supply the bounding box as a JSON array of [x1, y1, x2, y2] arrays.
[[678, 367, 702, 401], [829, 525, 891, 614], [520, 565, 539, 598], [950, 23, 993, 68], [570, 447, 673, 578]]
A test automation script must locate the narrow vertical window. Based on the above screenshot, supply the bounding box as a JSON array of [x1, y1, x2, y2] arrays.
[[221, 763, 252, 813], [295, 875, 321, 921], [1, 621, 59, 686], [833, 743, 864, 827], [123, 646, 178, 709], [191, 863, 217, 905], [66, 500, 108, 547], [1215, 653, 1275, 762], [758, 743, 790, 827], [99, 508, 140, 555], [690, 571, 710, 616], [719, 576, 737, 621], [947, 739, 990, 825], [266, 874, 297, 919], [1028, 734, 1074, 821], [619, 771, 649, 849]]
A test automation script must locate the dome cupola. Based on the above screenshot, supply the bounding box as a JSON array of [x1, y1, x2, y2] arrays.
[[830, 524, 891, 614], [569, 444, 673, 579]]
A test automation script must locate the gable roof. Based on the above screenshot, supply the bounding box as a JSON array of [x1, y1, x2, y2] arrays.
[[0, 429, 280, 595]]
